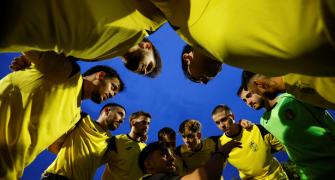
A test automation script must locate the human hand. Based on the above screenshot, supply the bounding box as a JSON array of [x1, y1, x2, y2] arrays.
[[238, 119, 254, 131], [9, 55, 32, 71]]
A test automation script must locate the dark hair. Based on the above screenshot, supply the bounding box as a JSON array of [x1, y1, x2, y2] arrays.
[[124, 38, 162, 78], [130, 111, 151, 122], [241, 70, 256, 90], [99, 103, 125, 115], [181, 44, 199, 82], [158, 127, 176, 141], [236, 86, 245, 97], [138, 141, 166, 173], [82, 65, 125, 92], [178, 119, 201, 134], [212, 104, 233, 116]]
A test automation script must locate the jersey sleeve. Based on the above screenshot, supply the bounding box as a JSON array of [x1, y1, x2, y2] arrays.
[[23, 50, 80, 80], [256, 124, 284, 153]]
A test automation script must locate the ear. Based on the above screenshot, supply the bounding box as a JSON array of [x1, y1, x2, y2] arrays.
[[182, 53, 193, 63], [96, 71, 106, 80], [140, 42, 152, 50], [103, 107, 110, 115]]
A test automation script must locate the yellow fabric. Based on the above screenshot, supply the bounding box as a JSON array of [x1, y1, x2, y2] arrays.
[[283, 74, 335, 110], [44, 115, 112, 180], [102, 134, 146, 180], [178, 138, 216, 175], [219, 126, 287, 179], [150, 0, 335, 76], [0, 0, 166, 60], [0, 53, 82, 179], [174, 154, 185, 176]]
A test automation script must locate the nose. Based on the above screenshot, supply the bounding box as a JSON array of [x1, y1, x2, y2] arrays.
[[246, 99, 253, 107]]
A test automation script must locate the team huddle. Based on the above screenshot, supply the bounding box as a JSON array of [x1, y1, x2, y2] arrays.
[[1, 0, 335, 179]]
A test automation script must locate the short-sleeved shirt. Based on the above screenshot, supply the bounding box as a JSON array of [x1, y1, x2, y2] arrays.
[[44, 113, 112, 180], [0, 0, 166, 60], [219, 125, 287, 179], [102, 134, 146, 180], [0, 52, 82, 179], [283, 73, 335, 110], [150, 0, 335, 76], [261, 93, 335, 179], [176, 137, 218, 175]]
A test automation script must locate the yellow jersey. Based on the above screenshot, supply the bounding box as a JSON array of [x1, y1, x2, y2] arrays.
[[0, 0, 166, 60], [150, 0, 335, 76], [44, 113, 112, 180], [283, 74, 335, 110], [102, 134, 146, 180], [176, 137, 218, 175], [0, 52, 82, 179], [219, 125, 287, 179]]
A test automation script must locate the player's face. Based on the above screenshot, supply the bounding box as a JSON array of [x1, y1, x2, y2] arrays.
[[148, 148, 176, 174], [133, 48, 155, 75], [106, 106, 126, 130], [161, 134, 177, 150], [239, 89, 265, 110], [212, 111, 235, 136], [182, 131, 201, 151], [124, 42, 156, 76], [184, 50, 222, 84], [133, 115, 151, 136], [91, 77, 121, 104]]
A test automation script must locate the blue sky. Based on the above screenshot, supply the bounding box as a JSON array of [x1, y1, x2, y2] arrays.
[[1, 24, 334, 179]]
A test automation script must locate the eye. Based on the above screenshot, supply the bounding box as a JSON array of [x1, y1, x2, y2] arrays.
[[117, 111, 124, 117], [215, 121, 220, 125]]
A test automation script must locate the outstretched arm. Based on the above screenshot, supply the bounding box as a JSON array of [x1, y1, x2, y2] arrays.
[[181, 140, 242, 180], [23, 51, 78, 79]]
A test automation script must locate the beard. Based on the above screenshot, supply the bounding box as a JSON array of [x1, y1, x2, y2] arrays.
[[91, 91, 102, 104], [124, 49, 145, 71], [107, 123, 117, 131]]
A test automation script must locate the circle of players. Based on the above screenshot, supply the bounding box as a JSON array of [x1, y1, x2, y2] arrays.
[[1, 0, 335, 179]]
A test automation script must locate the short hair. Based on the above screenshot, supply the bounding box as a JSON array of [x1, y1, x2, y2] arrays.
[[99, 103, 125, 115], [178, 119, 201, 134], [138, 141, 166, 173], [124, 38, 162, 78], [129, 111, 151, 122], [212, 104, 233, 116], [181, 44, 198, 82], [82, 65, 125, 92], [241, 70, 256, 90], [236, 85, 245, 97], [158, 127, 176, 141]]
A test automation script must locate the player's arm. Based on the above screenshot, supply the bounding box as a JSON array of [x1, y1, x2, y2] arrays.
[[23, 50, 79, 79], [238, 119, 254, 131], [47, 133, 68, 154], [256, 124, 285, 152], [181, 140, 241, 180]]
